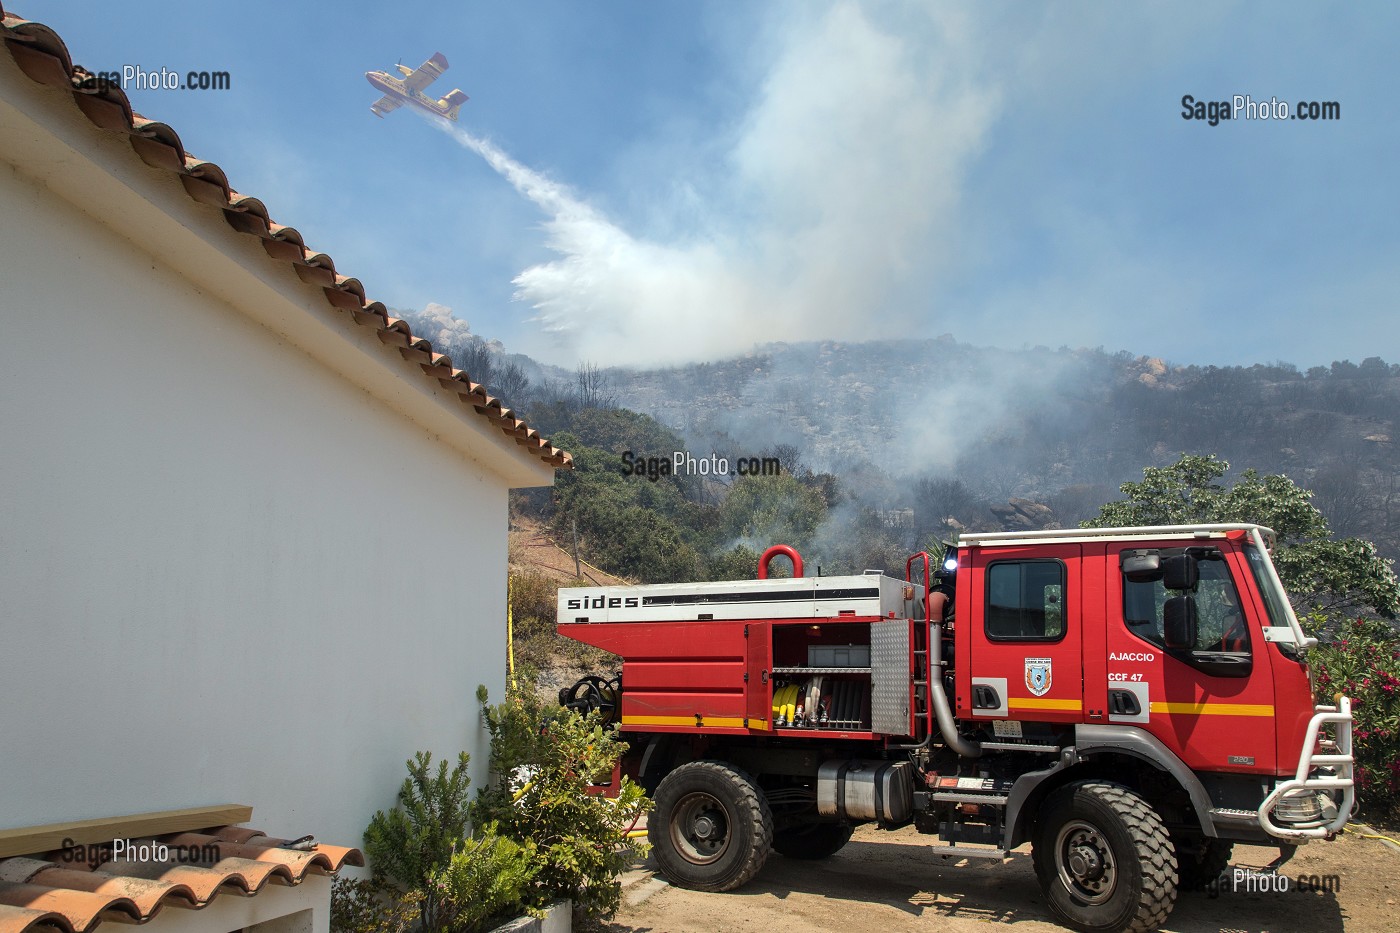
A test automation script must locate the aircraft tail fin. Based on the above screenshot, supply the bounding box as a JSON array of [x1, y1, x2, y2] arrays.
[[441, 88, 469, 120]]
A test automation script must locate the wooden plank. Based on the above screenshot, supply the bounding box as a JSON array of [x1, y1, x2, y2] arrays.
[[0, 804, 253, 858]]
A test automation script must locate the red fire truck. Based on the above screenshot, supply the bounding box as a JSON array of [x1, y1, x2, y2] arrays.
[[557, 524, 1353, 933]]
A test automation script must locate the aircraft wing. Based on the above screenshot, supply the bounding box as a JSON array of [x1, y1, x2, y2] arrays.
[[401, 52, 449, 93], [370, 95, 402, 117]]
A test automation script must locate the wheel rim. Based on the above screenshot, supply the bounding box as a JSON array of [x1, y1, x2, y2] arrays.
[[670, 791, 731, 865], [1055, 819, 1117, 905]]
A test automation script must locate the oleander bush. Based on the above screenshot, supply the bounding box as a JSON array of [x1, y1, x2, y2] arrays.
[[1311, 616, 1400, 826]]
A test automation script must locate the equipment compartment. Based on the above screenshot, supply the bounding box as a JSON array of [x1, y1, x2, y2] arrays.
[[770, 621, 873, 731]]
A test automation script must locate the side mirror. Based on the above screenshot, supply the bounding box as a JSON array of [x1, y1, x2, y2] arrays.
[[1163, 554, 1199, 591], [1120, 549, 1162, 582], [1164, 595, 1198, 649]]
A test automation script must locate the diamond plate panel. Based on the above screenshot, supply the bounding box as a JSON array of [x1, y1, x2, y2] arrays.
[[871, 619, 910, 735]]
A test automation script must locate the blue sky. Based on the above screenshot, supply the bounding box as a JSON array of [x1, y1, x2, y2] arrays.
[[17, 1, 1398, 369]]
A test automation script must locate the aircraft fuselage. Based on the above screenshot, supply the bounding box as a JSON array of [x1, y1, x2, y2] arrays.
[[365, 71, 456, 119]]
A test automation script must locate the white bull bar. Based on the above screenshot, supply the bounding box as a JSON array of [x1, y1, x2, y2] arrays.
[[1258, 696, 1354, 840]]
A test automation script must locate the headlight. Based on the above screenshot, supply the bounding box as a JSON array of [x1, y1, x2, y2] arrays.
[[1274, 790, 1324, 824]]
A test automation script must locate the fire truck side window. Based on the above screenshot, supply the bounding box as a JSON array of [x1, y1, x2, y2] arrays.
[[1121, 554, 1251, 654], [985, 560, 1066, 641]]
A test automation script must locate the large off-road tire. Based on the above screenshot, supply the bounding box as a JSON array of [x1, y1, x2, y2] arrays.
[[1172, 835, 1233, 891], [1032, 782, 1178, 933], [772, 821, 854, 860], [650, 761, 774, 891]]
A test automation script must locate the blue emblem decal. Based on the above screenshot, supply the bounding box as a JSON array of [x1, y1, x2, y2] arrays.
[[1025, 657, 1053, 697]]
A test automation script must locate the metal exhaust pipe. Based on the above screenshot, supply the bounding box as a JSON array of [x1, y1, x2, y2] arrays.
[[928, 592, 981, 759]]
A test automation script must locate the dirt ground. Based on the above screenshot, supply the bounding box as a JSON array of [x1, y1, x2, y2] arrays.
[[604, 823, 1400, 933]]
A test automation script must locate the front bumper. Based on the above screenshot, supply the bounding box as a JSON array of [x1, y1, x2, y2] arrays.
[[1258, 696, 1354, 840]]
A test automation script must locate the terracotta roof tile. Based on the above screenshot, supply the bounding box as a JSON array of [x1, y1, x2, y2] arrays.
[[377, 329, 409, 350], [292, 257, 337, 287], [161, 833, 352, 876], [200, 827, 265, 845], [322, 284, 364, 311], [261, 237, 304, 262], [4, 862, 199, 916], [71, 74, 132, 131], [0, 882, 141, 931], [0, 905, 72, 933], [333, 276, 367, 302], [89, 861, 249, 903], [0, 826, 363, 933], [0, 3, 572, 471], [1, 19, 71, 88], [351, 307, 386, 328], [225, 208, 271, 237], [224, 193, 273, 237]]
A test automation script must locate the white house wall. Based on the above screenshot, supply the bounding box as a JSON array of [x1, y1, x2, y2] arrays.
[[0, 158, 511, 850]]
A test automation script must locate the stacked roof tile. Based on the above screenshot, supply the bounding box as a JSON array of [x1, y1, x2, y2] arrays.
[[0, 3, 570, 470], [0, 826, 364, 933]]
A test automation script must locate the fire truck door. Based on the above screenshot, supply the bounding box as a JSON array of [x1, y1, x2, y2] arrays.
[[1107, 545, 1278, 773], [964, 544, 1084, 725]]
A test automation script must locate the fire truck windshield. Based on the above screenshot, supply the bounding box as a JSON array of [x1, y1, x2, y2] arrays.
[[1245, 543, 1305, 657]]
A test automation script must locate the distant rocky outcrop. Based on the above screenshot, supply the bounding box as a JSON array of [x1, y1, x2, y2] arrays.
[[990, 498, 1058, 532]]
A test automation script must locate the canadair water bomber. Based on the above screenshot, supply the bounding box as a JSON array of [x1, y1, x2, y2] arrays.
[[365, 52, 468, 121]]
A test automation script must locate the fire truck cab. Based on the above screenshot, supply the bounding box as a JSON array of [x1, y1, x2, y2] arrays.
[[557, 524, 1353, 933]]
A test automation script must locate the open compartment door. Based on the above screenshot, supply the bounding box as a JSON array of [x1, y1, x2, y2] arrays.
[[745, 621, 773, 731], [871, 618, 913, 736]]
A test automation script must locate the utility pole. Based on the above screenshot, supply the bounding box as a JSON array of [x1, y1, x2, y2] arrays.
[[571, 518, 582, 580]]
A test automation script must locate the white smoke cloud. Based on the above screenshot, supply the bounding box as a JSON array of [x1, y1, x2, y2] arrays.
[[434, 2, 999, 367], [406, 301, 474, 346]]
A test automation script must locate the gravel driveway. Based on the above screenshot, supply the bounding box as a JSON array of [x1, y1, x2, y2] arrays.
[[605, 823, 1399, 932]]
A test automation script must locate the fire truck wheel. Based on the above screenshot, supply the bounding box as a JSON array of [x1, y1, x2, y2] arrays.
[[1032, 781, 1178, 933], [1172, 835, 1233, 891], [772, 822, 854, 860], [650, 761, 774, 891]]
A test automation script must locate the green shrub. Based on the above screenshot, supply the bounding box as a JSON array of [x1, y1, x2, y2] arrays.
[[354, 691, 650, 931], [1311, 617, 1400, 826], [474, 682, 650, 921], [363, 751, 473, 930], [329, 877, 423, 933], [428, 825, 540, 932], [704, 544, 760, 582]]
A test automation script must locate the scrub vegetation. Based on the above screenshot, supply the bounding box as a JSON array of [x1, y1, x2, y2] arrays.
[[332, 686, 647, 932], [487, 345, 1400, 588]]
